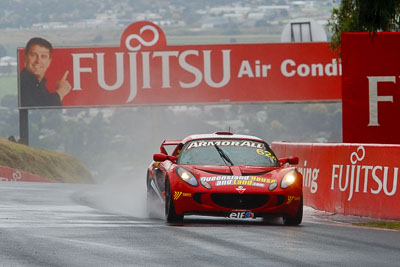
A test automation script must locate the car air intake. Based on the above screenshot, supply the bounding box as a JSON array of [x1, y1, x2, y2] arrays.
[[211, 193, 269, 209], [193, 193, 203, 204], [276, 195, 285, 206]]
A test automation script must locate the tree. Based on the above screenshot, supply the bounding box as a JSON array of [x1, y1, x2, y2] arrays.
[[328, 0, 400, 53]]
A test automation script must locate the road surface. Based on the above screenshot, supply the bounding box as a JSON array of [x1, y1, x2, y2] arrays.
[[0, 181, 399, 266]]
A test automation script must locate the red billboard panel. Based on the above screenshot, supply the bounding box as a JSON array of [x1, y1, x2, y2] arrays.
[[272, 142, 400, 220], [0, 166, 54, 183], [18, 21, 341, 109], [342, 32, 400, 144]]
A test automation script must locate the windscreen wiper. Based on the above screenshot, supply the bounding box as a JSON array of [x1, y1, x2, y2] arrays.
[[214, 144, 234, 166]]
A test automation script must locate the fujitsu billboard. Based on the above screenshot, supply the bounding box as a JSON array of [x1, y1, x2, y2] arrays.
[[18, 21, 341, 109], [342, 32, 400, 144]]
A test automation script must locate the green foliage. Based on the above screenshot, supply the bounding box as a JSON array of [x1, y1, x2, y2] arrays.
[[328, 0, 400, 54], [357, 0, 400, 32]]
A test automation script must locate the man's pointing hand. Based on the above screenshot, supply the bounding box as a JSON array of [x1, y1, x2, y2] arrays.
[[56, 70, 72, 101]]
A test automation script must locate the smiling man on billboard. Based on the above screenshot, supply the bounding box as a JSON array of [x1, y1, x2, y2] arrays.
[[19, 37, 71, 108]]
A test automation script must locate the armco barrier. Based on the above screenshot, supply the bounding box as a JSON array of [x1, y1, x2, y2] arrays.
[[0, 166, 54, 183], [272, 142, 400, 220]]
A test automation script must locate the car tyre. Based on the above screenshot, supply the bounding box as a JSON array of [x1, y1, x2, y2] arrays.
[[165, 178, 184, 223], [283, 196, 303, 226]]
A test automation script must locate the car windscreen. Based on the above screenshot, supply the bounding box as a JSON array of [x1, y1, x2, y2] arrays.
[[177, 139, 279, 167]]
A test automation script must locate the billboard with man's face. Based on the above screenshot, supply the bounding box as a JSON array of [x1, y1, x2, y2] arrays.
[[18, 21, 341, 109]]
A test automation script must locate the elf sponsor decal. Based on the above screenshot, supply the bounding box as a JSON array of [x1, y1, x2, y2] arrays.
[[297, 160, 319, 194], [174, 191, 192, 200], [331, 146, 399, 201], [286, 196, 301, 205], [186, 140, 265, 150], [227, 211, 255, 219], [200, 176, 276, 188]]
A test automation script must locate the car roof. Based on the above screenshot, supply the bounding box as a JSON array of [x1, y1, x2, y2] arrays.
[[181, 132, 265, 144]]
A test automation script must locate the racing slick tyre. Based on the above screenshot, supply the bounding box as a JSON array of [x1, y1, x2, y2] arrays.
[[283, 196, 303, 226], [165, 178, 184, 223]]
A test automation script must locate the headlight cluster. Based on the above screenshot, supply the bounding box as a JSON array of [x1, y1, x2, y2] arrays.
[[281, 171, 297, 189], [268, 170, 298, 191], [176, 166, 198, 187]]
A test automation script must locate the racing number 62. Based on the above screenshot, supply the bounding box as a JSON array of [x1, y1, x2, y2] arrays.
[[256, 149, 277, 161]]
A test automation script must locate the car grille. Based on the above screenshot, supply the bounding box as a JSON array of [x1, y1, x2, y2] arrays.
[[193, 193, 203, 204], [211, 193, 269, 209], [276, 195, 285, 206]]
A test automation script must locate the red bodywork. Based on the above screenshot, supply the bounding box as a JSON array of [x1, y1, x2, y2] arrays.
[[147, 133, 303, 222]]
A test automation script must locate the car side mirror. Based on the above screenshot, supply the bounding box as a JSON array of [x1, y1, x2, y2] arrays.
[[153, 153, 177, 162], [278, 156, 299, 166]]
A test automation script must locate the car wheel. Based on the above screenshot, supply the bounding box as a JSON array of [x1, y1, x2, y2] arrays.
[[165, 178, 184, 223], [283, 196, 303, 226]]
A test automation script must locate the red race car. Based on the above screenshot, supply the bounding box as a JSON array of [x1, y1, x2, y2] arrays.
[[146, 132, 303, 225]]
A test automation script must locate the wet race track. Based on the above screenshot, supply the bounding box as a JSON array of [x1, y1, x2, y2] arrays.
[[0, 181, 399, 267]]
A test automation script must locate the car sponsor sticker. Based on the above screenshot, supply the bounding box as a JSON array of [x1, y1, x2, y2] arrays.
[[173, 191, 192, 200], [236, 185, 246, 194], [185, 140, 265, 151], [200, 176, 276, 188], [227, 211, 255, 219], [286, 196, 301, 205]]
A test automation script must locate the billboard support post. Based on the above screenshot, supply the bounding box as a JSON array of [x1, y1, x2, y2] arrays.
[[19, 109, 29, 145]]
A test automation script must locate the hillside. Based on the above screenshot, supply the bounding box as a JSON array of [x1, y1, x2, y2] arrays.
[[0, 137, 93, 183]]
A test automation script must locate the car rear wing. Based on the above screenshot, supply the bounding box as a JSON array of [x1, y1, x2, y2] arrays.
[[160, 140, 182, 155]]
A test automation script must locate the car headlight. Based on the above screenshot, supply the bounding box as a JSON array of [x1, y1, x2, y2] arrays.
[[176, 166, 198, 187], [281, 171, 297, 189]]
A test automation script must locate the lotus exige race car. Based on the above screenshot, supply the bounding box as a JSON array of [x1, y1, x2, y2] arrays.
[[146, 132, 303, 225]]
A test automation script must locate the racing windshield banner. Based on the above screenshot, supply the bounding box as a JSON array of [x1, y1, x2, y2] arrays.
[[18, 21, 341, 109], [272, 141, 400, 220], [341, 32, 400, 144]]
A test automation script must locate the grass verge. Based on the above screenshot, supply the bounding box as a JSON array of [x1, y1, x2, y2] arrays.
[[353, 221, 400, 230], [0, 137, 93, 183]]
